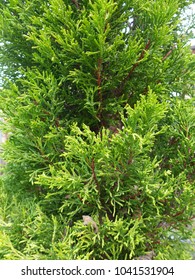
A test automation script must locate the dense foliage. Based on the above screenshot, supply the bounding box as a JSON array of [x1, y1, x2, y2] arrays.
[[0, 0, 195, 259]]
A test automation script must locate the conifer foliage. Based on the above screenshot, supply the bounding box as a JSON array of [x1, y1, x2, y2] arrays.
[[0, 0, 195, 259]]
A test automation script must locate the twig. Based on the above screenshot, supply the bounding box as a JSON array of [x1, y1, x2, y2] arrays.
[[96, 58, 103, 109], [172, 208, 186, 218], [71, 0, 80, 9], [91, 157, 100, 192], [162, 46, 175, 61], [115, 40, 151, 95], [96, 58, 103, 119]]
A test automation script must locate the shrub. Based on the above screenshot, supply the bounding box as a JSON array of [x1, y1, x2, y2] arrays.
[[0, 0, 194, 259]]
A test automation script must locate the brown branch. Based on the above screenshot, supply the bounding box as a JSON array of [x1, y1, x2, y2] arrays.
[[189, 215, 195, 221], [96, 58, 104, 134], [55, 118, 60, 128], [126, 40, 151, 78], [91, 157, 100, 193], [71, 0, 80, 9], [162, 46, 176, 61], [115, 40, 151, 96], [172, 208, 186, 218], [97, 58, 102, 105]]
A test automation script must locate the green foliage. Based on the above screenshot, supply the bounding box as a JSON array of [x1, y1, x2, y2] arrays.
[[0, 0, 194, 259], [0, 179, 65, 259]]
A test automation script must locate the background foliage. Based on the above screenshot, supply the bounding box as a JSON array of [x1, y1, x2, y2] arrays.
[[0, 0, 195, 259]]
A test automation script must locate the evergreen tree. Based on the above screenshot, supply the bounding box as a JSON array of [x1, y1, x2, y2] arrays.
[[0, 0, 194, 259]]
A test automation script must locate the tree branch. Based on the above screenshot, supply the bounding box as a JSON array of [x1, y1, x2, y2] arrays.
[[97, 58, 103, 106], [91, 157, 100, 192], [162, 46, 175, 61], [115, 40, 151, 96], [71, 0, 80, 9]]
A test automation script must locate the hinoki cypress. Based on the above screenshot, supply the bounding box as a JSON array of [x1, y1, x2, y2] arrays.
[[0, 0, 194, 259]]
